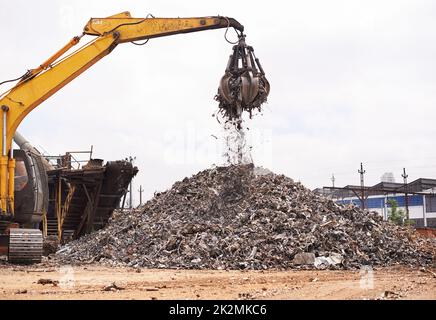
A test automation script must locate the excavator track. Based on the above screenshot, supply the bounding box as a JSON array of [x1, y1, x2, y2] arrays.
[[8, 228, 43, 264]]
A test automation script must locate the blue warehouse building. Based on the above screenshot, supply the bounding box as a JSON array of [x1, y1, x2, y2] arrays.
[[317, 178, 436, 228]]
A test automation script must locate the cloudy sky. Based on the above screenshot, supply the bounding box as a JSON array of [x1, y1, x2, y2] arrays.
[[1, 0, 435, 203]]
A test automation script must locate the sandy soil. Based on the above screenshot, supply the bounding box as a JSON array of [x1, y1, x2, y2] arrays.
[[0, 262, 434, 300]]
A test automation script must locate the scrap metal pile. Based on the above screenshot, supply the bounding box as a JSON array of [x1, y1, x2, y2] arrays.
[[55, 165, 434, 269]]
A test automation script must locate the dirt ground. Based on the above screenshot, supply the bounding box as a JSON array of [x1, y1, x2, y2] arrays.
[[0, 262, 435, 300]]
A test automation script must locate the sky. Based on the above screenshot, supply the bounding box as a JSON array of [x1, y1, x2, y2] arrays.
[[1, 0, 435, 204]]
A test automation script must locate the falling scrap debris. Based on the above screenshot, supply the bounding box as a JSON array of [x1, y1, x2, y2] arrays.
[[214, 35, 270, 165], [55, 165, 434, 270]]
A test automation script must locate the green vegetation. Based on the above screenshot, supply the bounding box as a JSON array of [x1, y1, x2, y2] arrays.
[[387, 199, 414, 226]]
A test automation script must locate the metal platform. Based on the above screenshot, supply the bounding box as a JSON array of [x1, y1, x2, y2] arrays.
[[46, 160, 137, 241]]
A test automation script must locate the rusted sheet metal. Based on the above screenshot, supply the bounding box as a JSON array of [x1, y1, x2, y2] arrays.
[[416, 227, 436, 238], [46, 160, 138, 241]]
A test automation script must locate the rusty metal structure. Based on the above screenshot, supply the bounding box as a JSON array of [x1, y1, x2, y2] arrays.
[[46, 159, 137, 242], [12, 133, 138, 243], [0, 132, 138, 262]]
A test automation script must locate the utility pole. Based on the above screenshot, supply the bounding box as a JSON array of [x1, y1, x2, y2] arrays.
[[138, 185, 144, 206], [358, 163, 366, 209], [127, 156, 136, 209], [402, 167, 409, 220], [129, 181, 132, 209]]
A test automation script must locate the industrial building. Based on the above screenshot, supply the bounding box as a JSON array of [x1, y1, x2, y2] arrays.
[[317, 178, 436, 228]]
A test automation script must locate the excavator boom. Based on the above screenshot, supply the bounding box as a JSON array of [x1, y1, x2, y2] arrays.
[[83, 12, 244, 40]]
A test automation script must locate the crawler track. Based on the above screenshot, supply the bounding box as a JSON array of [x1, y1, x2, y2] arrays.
[[8, 229, 43, 264]]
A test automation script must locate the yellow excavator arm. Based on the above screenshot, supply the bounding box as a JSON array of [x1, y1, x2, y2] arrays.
[[0, 12, 244, 215]]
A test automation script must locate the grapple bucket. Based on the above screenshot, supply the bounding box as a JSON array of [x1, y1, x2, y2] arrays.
[[215, 35, 270, 121]]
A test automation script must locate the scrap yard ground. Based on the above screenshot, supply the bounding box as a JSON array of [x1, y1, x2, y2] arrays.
[[0, 264, 435, 300]]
